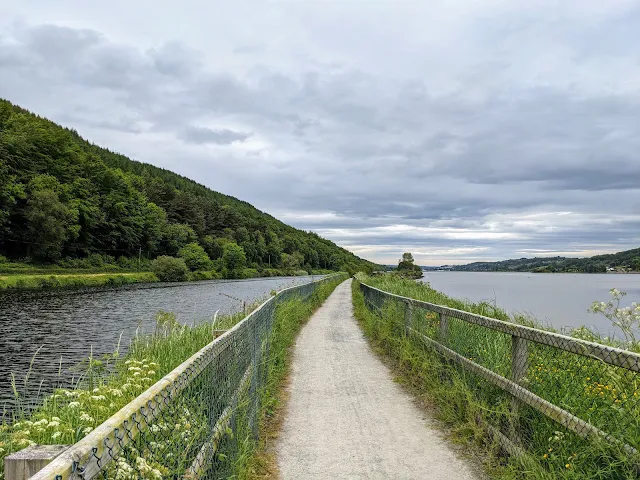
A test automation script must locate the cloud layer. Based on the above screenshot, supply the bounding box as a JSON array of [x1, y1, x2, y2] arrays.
[[2, 1, 639, 264]]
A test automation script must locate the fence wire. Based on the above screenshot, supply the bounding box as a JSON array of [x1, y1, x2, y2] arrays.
[[360, 281, 640, 472], [32, 275, 342, 480]]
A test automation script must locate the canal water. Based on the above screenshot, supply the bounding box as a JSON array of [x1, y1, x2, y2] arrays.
[[421, 272, 640, 335], [0, 276, 317, 413]]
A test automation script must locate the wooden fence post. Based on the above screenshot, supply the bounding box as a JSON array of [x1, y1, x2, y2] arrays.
[[438, 313, 449, 345], [403, 301, 412, 332], [4, 445, 69, 480], [510, 335, 529, 444]]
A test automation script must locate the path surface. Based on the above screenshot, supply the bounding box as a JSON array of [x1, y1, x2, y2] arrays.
[[277, 279, 482, 480]]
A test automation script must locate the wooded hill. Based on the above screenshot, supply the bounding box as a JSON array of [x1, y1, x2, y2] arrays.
[[0, 99, 376, 274], [451, 247, 640, 273]]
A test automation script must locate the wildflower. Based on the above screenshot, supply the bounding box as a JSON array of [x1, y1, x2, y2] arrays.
[[51, 417, 61, 422], [128, 366, 141, 372], [34, 419, 48, 426], [80, 413, 94, 423], [111, 389, 123, 397], [48, 421, 60, 428], [565, 464, 571, 469], [543, 454, 548, 459], [147, 370, 156, 376], [93, 387, 100, 393], [52, 432, 62, 440], [91, 395, 106, 401], [82, 427, 93, 435], [69, 402, 80, 409]]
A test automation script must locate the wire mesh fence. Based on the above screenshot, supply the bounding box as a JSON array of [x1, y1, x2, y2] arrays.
[[31, 274, 343, 480], [360, 280, 640, 472]]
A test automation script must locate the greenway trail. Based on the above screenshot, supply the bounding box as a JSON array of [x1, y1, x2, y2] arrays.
[[277, 279, 482, 480]]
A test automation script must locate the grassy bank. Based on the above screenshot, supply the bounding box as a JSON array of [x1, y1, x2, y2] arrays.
[[352, 275, 639, 480], [0, 271, 159, 289], [0, 267, 334, 290]]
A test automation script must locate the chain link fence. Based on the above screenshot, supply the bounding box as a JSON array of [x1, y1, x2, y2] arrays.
[[31, 274, 343, 480], [359, 280, 640, 473]]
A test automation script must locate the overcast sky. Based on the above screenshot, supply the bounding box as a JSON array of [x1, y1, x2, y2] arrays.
[[1, 1, 639, 265]]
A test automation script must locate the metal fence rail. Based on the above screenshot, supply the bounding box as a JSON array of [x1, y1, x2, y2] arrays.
[[33, 274, 343, 480], [359, 281, 640, 464]]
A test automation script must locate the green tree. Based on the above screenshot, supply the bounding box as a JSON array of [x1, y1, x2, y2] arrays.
[[161, 223, 197, 256], [281, 251, 304, 270], [396, 252, 422, 279], [24, 187, 79, 261], [151, 256, 189, 282], [222, 242, 246, 277], [178, 242, 211, 271]]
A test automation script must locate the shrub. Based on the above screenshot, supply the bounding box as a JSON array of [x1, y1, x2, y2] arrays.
[[222, 242, 246, 278], [151, 256, 189, 282], [178, 243, 211, 271]]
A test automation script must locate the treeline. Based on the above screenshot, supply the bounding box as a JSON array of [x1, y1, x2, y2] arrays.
[[0, 99, 376, 276], [451, 248, 640, 273]]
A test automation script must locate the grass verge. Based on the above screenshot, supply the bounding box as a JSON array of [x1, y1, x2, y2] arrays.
[[352, 275, 639, 480]]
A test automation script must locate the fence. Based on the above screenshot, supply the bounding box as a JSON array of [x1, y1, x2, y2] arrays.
[[30, 274, 343, 480], [359, 280, 640, 468]]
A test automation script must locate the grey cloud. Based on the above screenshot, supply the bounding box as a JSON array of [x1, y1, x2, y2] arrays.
[[179, 126, 252, 145], [1, 9, 639, 264]]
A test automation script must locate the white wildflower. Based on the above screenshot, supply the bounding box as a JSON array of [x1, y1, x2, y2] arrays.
[[82, 427, 93, 435], [52, 431, 62, 439], [79, 413, 94, 423], [68, 402, 80, 409]]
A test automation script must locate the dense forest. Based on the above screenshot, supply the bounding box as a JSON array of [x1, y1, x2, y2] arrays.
[[0, 99, 376, 276], [451, 248, 640, 273]]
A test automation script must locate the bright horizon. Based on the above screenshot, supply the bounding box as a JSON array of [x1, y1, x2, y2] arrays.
[[2, 1, 639, 266]]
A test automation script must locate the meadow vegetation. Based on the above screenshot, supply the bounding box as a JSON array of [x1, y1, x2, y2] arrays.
[[353, 274, 640, 480]]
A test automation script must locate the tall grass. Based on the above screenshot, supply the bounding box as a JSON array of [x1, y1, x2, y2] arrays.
[[353, 275, 640, 480], [0, 307, 248, 478]]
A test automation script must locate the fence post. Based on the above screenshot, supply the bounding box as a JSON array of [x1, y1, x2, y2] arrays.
[[510, 335, 529, 445], [4, 445, 69, 480], [438, 313, 449, 345], [403, 301, 412, 332]]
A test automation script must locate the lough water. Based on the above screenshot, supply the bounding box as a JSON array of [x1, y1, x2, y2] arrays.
[[421, 272, 640, 335], [0, 276, 317, 413]]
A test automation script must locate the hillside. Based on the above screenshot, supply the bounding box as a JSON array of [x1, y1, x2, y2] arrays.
[[451, 248, 640, 273], [0, 99, 376, 275]]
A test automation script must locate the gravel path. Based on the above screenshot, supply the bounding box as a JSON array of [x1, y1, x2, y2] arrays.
[[277, 279, 483, 480]]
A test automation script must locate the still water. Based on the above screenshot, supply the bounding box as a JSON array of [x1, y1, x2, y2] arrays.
[[0, 276, 316, 412], [421, 272, 640, 335]]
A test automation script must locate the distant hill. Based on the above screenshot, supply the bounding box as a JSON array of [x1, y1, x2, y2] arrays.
[[0, 99, 377, 274], [451, 248, 640, 273]]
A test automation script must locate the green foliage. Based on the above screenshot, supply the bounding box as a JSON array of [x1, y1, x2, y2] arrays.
[[0, 99, 377, 273], [395, 251, 423, 279], [178, 242, 211, 271], [151, 256, 189, 282], [222, 242, 246, 278]]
